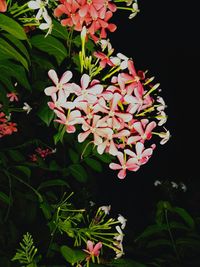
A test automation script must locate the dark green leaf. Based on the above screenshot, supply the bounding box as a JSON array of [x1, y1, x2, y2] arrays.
[[31, 35, 67, 65], [0, 61, 31, 90], [69, 164, 88, 183], [60, 245, 85, 265], [51, 19, 69, 40], [146, 238, 172, 248], [38, 179, 69, 190], [173, 207, 195, 229], [0, 38, 29, 69], [37, 104, 55, 126], [15, 165, 31, 178], [84, 158, 102, 172], [7, 149, 25, 162], [0, 191, 11, 205], [0, 13, 27, 40], [68, 148, 79, 164]]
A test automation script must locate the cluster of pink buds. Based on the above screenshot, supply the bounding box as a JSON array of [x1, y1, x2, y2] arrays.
[[54, 0, 117, 42], [44, 45, 170, 178], [29, 147, 55, 162], [0, 111, 17, 138]]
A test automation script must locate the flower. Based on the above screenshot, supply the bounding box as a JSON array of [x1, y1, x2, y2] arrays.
[[44, 69, 73, 96], [109, 152, 140, 179], [171, 181, 178, 189], [179, 182, 187, 192], [83, 240, 102, 261], [28, 0, 47, 20], [23, 102, 32, 114], [0, 0, 7, 12], [99, 205, 111, 215], [6, 92, 18, 102], [117, 214, 127, 229], [154, 180, 162, 186], [39, 9, 52, 37]]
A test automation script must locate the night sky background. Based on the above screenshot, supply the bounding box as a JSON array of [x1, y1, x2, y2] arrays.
[[95, 0, 200, 231]]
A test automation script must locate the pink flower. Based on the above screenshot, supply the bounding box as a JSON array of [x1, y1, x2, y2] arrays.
[[73, 74, 103, 104], [0, 0, 7, 12], [47, 90, 75, 111], [44, 69, 73, 96], [93, 51, 114, 68], [54, 109, 82, 133], [125, 142, 154, 165], [83, 240, 102, 260], [6, 92, 18, 102], [78, 115, 113, 145], [109, 152, 139, 179]]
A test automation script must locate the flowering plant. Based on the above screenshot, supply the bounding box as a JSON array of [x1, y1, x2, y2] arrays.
[[2, 0, 193, 267]]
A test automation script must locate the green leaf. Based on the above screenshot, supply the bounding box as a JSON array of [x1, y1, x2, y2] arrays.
[[2, 33, 30, 63], [84, 158, 102, 172], [60, 245, 85, 265], [0, 191, 11, 205], [146, 238, 172, 248], [40, 201, 52, 220], [0, 13, 27, 40], [135, 224, 168, 241], [68, 148, 79, 164], [37, 104, 55, 126], [69, 164, 88, 183], [0, 38, 28, 69], [0, 60, 31, 90], [15, 165, 31, 178], [38, 179, 69, 190], [173, 207, 195, 229], [94, 152, 114, 163], [51, 19, 69, 40], [7, 150, 25, 162], [31, 35, 67, 65]]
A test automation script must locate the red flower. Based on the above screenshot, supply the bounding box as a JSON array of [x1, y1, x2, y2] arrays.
[[0, 0, 7, 12]]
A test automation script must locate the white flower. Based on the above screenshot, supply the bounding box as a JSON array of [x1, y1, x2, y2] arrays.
[[114, 225, 124, 242], [157, 110, 167, 126], [28, 0, 47, 20], [117, 214, 127, 229], [171, 181, 178, 189], [157, 96, 167, 111], [180, 182, 187, 192], [154, 180, 162, 186], [99, 205, 111, 215], [110, 53, 129, 70], [39, 9, 52, 37], [159, 129, 171, 145], [129, 2, 139, 19], [23, 102, 32, 114], [89, 200, 95, 207]]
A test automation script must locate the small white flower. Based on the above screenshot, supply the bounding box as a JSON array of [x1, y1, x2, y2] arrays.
[[110, 53, 129, 70], [180, 182, 187, 192], [99, 39, 113, 53], [117, 214, 127, 229], [81, 26, 87, 41], [28, 0, 47, 20], [159, 129, 171, 145], [114, 225, 124, 242], [99, 205, 111, 215], [89, 200, 95, 207], [154, 180, 162, 186], [157, 110, 167, 126], [157, 96, 167, 111], [129, 2, 139, 19], [23, 102, 32, 114], [39, 9, 52, 37], [171, 181, 178, 189]]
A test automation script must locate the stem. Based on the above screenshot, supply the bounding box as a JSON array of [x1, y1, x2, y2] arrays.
[[4, 175, 12, 222], [165, 209, 180, 262]]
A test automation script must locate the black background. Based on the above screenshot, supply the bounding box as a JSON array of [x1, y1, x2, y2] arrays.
[[95, 0, 200, 230]]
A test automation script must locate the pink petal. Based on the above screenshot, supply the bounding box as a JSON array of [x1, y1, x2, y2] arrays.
[[78, 130, 90, 143], [86, 240, 94, 252], [135, 142, 144, 156], [60, 70, 73, 84], [48, 69, 58, 85], [117, 152, 125, 166], [118, 169, 126, 179], [116, 112, 132, 122], [44, 86, 57, 96], [93, 242, 102, 256], [133, 121, 144, 136], [109, 163, 122, 170], [87, 84, 104, 95], [81, 74, 90, 89]]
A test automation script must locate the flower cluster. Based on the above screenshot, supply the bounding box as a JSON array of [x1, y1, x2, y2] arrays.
[[44, 35, 170, 178], [54, 0, 117, 42], [154, 179, 187, 192], [29, 146, 55, 161], [0, 111, 17, 138]]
